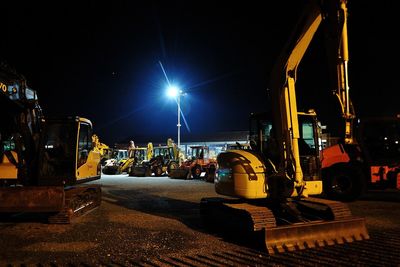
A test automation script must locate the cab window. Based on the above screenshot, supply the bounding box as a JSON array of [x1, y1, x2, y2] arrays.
[[78, 123, 92, 168]]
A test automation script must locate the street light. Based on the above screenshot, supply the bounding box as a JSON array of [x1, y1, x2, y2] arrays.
[[167, 85, 184, 165]]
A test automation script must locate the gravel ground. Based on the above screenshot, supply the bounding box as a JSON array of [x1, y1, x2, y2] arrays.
[[0, 175, 399, 266]]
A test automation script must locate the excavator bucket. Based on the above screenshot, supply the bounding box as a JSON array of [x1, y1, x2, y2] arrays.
[[130, 166, 151, 177]]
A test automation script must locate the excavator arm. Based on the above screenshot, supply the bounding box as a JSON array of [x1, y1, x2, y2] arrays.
[[269, 0, 354, 193], [323, 0, 355, 144]]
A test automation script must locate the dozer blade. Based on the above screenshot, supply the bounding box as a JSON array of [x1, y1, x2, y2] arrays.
[[169, 169, 189, 179], [0, 186, 65, 212], [265, 216, 369, 254], [201, 197, 369, 254]]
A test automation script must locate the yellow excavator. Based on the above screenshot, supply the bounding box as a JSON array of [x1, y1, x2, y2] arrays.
[[200, 0, 369, 253], [0, 63, 101, 223]]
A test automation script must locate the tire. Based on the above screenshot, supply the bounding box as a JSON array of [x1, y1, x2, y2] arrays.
[[191, 165, 202, 179], [167, 161, 179, 174], [206, 165, 216, 183], [154, 166, 163, 177], [322, 163, 366, 202], [102, 166, 117, 175]]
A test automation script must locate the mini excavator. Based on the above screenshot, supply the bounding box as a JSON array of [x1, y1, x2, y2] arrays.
[[201, 0, 369, 253]]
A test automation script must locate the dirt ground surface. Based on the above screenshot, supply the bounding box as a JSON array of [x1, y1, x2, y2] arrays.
[[0, 175, 399, 266]]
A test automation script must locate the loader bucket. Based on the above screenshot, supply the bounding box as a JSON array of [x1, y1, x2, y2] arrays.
[[264, 216, 369, 253], [169, 169, 189, 179], [0, 186, 65, 212], [130, 166, 150, 177]]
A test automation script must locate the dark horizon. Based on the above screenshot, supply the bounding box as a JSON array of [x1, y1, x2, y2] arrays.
[[2, 1, 398, 145]]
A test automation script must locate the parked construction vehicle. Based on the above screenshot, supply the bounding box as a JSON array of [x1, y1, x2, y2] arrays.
[[200, 0, 368, 253], [102, 149, 128, 174], [131, 139, 178, 177], [127, 144, 153, 174], [102, 143, 153, 175], [0, 64, 101, 223], [169, 145, 217, 182], [356, 115, 400, 190], [92, 134, 112, 165], [322, 114, 400, 200], [129, 142, 154, 176]]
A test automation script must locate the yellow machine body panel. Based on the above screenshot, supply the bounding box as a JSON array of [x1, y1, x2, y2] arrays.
[[0, 152, 18, 179], [75, 118, 101, 181], [76, 149, 101, 180], [216, 149, 268, 199], [216, 149, 323, 199]]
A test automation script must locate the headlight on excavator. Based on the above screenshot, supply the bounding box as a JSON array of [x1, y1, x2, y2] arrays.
[[216, 168, 232, 182]]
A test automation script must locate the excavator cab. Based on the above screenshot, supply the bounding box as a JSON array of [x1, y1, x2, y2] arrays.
[[215, 111, 323, 200], [249, 111, 321, 182], [38, 117, 101, 186]]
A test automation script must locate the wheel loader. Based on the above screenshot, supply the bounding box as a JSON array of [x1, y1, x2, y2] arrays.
[[169, 145, 217, 182], [200, 0, 369, 253], [0, 63, 101, 223], [322, 115, 400, 201]]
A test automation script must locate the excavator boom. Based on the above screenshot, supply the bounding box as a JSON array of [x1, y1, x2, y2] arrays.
[[270, 0, 356, 188]]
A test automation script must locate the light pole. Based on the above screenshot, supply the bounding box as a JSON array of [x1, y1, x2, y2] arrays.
[[167, 85, 183, 165]]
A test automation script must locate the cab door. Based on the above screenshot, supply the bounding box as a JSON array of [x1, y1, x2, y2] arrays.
[[76, 122, 100, 181]]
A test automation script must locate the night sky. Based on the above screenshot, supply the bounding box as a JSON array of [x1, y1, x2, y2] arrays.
[[2, 1, 398, 144]]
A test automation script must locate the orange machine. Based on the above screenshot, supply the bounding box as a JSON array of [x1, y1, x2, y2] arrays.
[[169, 145, 217, 182]]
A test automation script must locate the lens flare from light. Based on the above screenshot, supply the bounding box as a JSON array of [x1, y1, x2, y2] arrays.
[[167, 85, 179, 97]]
